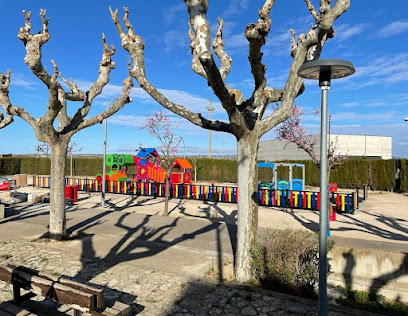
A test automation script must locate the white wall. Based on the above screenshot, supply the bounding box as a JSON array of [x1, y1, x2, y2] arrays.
[[258, 134, 392, 161]]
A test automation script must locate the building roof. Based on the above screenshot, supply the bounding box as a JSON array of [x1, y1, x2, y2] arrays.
[[173, 158, 193, 169], [136, 148, 159, 159]]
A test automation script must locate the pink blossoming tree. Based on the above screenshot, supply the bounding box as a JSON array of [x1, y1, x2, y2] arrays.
[[276, 105, 347, 180], [143, 110, 181, 216]]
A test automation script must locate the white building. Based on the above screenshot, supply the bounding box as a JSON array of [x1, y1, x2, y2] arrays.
[[258, 134, 392, 161]]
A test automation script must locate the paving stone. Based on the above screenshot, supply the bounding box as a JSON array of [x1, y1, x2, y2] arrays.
[[0, 236, 375, 316]]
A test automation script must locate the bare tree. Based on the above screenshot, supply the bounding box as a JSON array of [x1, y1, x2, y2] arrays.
[[276, 105, 347, 180], [0, 10, 133, 240], [110, 0, 351, 281], [142, 110, 181, 216]]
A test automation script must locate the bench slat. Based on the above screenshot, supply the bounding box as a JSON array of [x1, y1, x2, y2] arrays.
[[0, 265, 129, 315], [6, 263, 59, 282], [0, 301, 36, 315], [53, 282, 94, 313], [59, 277, 105, 309]]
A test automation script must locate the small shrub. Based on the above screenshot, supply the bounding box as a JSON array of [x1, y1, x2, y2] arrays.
[[336, 285, 408, 316], [251, 228, 334, 298]]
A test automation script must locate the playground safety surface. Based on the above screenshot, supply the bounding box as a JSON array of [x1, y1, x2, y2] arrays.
[[0, 186, 407, 315], [1, 186, 407, 250]]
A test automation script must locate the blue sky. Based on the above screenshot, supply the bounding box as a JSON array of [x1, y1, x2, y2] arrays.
[[0, 0, 407, 158]]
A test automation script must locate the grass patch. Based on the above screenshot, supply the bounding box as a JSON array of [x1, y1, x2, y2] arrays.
[[336, 285, 408, 316]]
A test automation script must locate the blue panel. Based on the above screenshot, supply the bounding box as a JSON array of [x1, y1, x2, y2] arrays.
[[292, 178, 303, 191], [258, 162, 275, 169]]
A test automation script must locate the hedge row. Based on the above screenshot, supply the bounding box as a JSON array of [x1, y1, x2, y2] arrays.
[[1, 156, 407, 192]]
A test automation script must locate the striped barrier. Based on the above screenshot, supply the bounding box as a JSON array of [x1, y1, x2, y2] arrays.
[[258, 189, 321, 210], [32, 176, 358, 213], [33, 176, 50, 188]]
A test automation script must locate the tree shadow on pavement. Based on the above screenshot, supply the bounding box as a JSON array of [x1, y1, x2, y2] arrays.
[[53, 199, 234, 313], [178, 200, 238, 282], [333, 212, 408, 242], [162, 278, 358, 316]]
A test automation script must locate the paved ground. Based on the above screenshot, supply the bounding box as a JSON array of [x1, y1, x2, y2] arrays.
[[0, 186, 407, 315]]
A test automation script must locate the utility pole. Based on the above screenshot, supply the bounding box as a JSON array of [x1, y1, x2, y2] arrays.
[[206, 100, 214, 158]]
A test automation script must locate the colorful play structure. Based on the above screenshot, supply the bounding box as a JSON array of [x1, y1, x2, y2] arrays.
[[95, 148, 193, 184], [258, 162, 305, 191], [31, 155, 364, 215]]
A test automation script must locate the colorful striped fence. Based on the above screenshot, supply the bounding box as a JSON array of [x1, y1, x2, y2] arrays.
[[32, 176, 358, 213]]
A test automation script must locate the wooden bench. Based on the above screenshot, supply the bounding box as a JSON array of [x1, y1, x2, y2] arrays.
[[0, 264, 131, 316]]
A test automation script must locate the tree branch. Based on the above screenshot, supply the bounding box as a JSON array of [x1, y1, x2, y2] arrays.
[[74, 75, 134, 133], [184, 0, 237, 116], [188, 22, 207, 79], [18, 9, 52, 86], [59, 74, 85, 102], [110, 6, 237, 136], [87, 33, 116, 102], [0, 70, 47, 140], [260, 0, 350, 135], [18, 10, 61, 138], [65, 33, 117, 132], [304, 0, 320, 24], [245, 0, 275, 92], [212, 18, 232, 81]]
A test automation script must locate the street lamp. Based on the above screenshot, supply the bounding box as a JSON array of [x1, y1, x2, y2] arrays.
[[404, 118, 408, 121], [222, 140, 226, 158], [174, 136, 185, 158], [101, 98, 119, 208], [298, 59, 355, 316]]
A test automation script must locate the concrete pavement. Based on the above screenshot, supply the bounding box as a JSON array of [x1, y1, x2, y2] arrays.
[[1, 187, 407, 314]]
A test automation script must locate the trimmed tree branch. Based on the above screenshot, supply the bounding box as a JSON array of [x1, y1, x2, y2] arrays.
[[212, 18, 232, 81], [0, 70, 46, 139], [245, 0, 275, 92], [188, 22, 207, 79], [184, 0, 237, 116], [259, 0, 350, 135], [305, 0, 320, 24], [110, 6, 236, 136]]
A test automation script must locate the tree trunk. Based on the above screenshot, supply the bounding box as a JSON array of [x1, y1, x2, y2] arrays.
[[49, 140, 69, 240], [164, 173, 170, 216], [235, 132, 260, 282]]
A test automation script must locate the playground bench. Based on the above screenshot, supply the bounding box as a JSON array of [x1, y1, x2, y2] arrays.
[[0, 264, 130, 316]]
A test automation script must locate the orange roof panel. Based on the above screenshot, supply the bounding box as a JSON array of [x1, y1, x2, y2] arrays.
[[174, 158, 193, 169]]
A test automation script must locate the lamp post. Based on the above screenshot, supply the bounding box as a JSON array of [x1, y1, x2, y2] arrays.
[[206, 100, 214, 158], [175, 136, 185, 158], [101, 98, 119, 208], [222, 140, 226, 158], [298, 59, 355, 316], [364, 133, 368, 158]]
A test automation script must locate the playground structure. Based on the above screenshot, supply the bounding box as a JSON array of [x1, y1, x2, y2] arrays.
[[258, 162, 305, 191], [96, 148, 192, 184]]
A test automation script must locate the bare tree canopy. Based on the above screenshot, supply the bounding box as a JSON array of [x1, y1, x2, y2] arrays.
[[0, 9, 135, 240], [110, 0, 351, 281]]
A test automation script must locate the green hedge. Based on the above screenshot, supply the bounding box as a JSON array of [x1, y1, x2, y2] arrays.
[[195, 158, 238, 183], [20, 157, 51, 175], [0, 158, 21, 175], [1, 156, 408, 192]]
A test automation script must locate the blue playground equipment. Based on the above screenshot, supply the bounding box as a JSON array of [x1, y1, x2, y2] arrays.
[[258, 162, 305, 191]]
